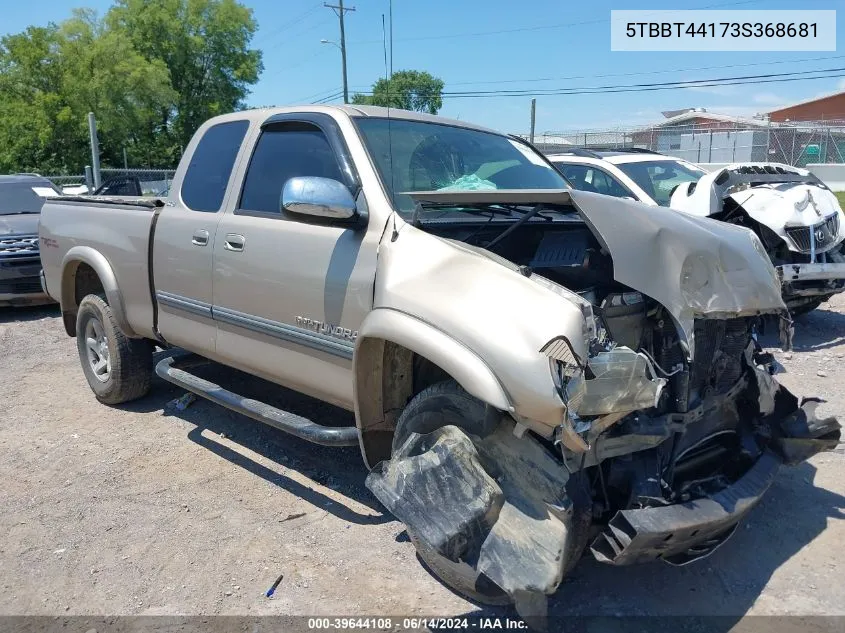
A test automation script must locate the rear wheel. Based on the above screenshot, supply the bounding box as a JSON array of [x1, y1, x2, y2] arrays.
[[76, 294, 153, 404], [393, 381, 510, 606]]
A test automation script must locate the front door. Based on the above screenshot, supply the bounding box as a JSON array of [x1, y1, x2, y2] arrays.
[[212, 116, 380, 409], [153, 119, 250, 354]]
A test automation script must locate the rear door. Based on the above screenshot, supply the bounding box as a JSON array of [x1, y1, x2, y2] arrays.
[[153, 119, 250, 353], [211, 113, 379, 409]]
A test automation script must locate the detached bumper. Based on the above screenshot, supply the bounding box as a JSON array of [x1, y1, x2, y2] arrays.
[[591, 399, 840, 567], [777, 262, 845, 296], [591, 451, 779, 566]]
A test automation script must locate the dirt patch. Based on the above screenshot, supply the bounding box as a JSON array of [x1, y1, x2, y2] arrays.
[[0, 298, 843, 619]]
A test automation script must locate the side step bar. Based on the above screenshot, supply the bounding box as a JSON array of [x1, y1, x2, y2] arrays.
[[155, 355, 359, 447]]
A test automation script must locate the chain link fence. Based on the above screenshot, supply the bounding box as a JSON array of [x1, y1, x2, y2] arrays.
[[518, 120, 845, 167], [44, 168, 176, 195]]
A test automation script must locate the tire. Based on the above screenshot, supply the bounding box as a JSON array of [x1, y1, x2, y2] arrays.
[[394, 381, 510, 606], [75, 294, 153, 404]]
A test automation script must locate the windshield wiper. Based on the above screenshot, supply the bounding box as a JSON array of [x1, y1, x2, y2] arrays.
[[411, 202, 521, 225], [485, 204, 546, 251]]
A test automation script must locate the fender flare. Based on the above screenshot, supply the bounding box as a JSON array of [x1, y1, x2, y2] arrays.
[[353, 308, 512, 469], [60, 246, 137, 338]]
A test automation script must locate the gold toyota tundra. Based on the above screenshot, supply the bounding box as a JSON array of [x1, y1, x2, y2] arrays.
[[38, 105, 840, 620]]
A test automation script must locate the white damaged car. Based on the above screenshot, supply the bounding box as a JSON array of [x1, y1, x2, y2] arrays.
[[548, 149, 845, 315]]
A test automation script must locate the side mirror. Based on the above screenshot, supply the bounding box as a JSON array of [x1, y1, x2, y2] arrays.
[[281, 176, 356, 220]]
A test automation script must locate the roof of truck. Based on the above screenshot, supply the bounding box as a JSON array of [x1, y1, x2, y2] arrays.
[[210, 104, 501, 136]]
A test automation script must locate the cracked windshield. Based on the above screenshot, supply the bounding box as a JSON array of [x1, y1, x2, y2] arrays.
[[355, 117, 567, 215]]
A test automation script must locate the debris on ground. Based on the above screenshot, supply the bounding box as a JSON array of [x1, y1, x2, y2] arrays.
[[166, 392, 197, 411], [265, 573, 284, 598]]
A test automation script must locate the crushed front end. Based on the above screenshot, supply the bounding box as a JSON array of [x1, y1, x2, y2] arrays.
[[365, 189, 840, 618], [568, 314, 840, 567]]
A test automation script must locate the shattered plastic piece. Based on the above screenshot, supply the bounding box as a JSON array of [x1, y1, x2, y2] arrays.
[[576, 347, 666, 416], [437, 174, 498, 192], [367, 422, 588, 606]]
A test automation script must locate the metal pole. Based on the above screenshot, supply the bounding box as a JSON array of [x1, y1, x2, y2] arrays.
[[339, 0, 349, 104], [84, 165, 94, 194], [325, 2, 355, 104], [529, 99, 536, 145], [88, 112, 101, 189], [389, 0, 393, 77], [123, 147, 128, 171]]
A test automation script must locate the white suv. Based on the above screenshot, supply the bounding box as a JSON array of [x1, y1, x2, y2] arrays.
[[547, 148, 707, 207], [547, 148, 845, 315]]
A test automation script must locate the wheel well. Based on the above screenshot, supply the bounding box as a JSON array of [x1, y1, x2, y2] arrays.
[[61, 262, 105, 336], [354, 338, 456, 468]]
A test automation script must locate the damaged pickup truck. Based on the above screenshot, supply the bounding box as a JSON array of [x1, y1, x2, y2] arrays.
[[38, 106, 840, 619], [548, 150, 845, 315]]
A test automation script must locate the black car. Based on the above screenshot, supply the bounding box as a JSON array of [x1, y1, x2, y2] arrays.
[[0, 174, 61, 306]]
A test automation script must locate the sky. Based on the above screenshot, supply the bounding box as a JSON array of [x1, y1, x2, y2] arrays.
[[3, 0, 845, 134]]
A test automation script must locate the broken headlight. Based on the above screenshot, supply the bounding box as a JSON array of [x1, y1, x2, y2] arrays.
[[530, 273, 597, 342]]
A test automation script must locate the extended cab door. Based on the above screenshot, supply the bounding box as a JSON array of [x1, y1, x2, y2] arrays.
[[211, 113, 380, 409], [153, 119, 250, 353]]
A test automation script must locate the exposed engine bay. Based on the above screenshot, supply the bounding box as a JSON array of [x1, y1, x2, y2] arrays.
[[670, 164, 845, 314], [366, 191, 841, 619]]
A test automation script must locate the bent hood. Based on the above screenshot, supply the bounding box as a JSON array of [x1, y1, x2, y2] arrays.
[[571, 189, 786, 346], [408, 189, 786, 350]]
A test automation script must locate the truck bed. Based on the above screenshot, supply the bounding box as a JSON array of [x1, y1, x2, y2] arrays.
[[39, 197, 160, 339]]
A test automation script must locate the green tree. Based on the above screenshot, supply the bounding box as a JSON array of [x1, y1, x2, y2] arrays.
[[0, 0, 262, 173], [107, 0, 263, 150], [352, 70, 444, 114], [0, 11, 175, 173]]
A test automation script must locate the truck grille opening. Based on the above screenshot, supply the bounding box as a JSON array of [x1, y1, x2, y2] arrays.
[[785, 214, 839, 253], [0, 235, 39, 256], [691, 318, 751, 396], [0, 279, 42, 295]]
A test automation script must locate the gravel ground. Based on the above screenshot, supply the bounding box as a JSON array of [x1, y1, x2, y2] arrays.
[[1, 297, 843, 624]]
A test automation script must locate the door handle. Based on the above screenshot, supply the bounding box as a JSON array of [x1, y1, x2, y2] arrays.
[[191, 229, 209, 246], [224, 234, 245, 252]]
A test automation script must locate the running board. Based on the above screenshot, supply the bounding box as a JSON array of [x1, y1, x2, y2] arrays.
[[155, 355, 359, 447]]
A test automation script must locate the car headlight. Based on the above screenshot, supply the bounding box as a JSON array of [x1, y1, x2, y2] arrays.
[[531, 273, 597, 341]]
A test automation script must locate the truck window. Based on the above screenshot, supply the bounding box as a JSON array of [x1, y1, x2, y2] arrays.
[[238, 123, 345, 215], [181, 120, 249, 212]]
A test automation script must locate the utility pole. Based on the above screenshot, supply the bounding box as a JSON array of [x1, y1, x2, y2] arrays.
[[324, 0, 355, 104], [389, 0, 393, 76], [529, 99, 536, 145]]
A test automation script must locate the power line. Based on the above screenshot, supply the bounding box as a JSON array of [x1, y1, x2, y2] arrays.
[[347, 0, 761, 45], [253, 4, 323, 45], [438, 67, 845, 97], [312, 90, 345, 104], [443, 54, 845, 88], [295, 85, 346, 103], [351, 68, 845, 100]]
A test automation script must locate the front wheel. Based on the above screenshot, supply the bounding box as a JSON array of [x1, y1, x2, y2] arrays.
[[394, 381, 510, 605], [75, 294, 153, 404]]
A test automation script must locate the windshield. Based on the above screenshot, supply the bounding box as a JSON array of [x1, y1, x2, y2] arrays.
[[0, 181, 59, 214], [616, 160, 706, 207], [355, 117, 568, 216]]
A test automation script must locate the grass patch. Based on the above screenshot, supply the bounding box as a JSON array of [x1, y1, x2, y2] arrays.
[[836, 192, 845, 208]]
